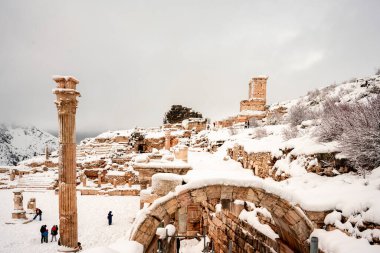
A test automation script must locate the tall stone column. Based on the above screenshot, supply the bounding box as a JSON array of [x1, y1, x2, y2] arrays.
[[53, 76, 80, 251]]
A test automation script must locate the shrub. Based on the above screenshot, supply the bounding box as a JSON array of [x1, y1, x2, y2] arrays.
[[317, 97, 349, 142], [282, 126, 298, 140], [266, 111, 283, 125], [340, 95, 380, 172], [316, 95, 380, 172], [287, 104, 312, 126], [307, 89, 321, 101], [254, 127, 268, 139]]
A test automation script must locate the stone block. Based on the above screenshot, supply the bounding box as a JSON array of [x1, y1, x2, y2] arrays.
[[283, 209, 302, 226], [162, 198, 179, 215], [191, 188, 207, 203], [206, 186, 221, 200], [232, 187, 249, 200]]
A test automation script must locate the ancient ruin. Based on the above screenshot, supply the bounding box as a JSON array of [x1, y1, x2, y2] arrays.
[[130, 183, 322, 253], [240, 76, 268, 112], [12, 190, 26, 219], [217, 76, 269, 127], [53, 76, 80, 250]]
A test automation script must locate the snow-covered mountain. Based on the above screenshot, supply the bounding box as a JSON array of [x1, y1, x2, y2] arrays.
[[0, 124, 58, 166]]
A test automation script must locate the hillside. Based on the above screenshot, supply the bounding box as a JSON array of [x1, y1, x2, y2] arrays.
[[0, 124, 58, 165], [269, 74, 380, 112]]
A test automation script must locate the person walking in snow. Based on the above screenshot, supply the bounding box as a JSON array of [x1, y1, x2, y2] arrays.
[[51, 225, 58, 242], [40, 225, 47, 243], [33, 208, 42, 221], [107, 211, 113, 225]]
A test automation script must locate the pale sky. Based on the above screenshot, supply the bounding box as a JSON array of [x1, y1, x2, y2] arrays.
[[0, 0, 379, 136]]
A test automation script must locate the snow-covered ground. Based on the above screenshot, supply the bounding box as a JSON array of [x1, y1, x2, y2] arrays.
[[0, 190, 139, 253]]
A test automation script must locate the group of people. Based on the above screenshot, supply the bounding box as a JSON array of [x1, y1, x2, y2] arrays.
[[40, 225, 59, 243], [33, 208, 113, 250]]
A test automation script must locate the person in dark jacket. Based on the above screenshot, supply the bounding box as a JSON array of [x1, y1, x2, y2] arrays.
[[107, 211, 113, 225], [33, 208, 42, 221], [51, 225, 58, 242], [40, 225, 47, 243]]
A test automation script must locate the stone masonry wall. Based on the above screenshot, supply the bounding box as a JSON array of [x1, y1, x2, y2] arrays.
[[228, 145, 275, 179], [207, 207, 280, 253]]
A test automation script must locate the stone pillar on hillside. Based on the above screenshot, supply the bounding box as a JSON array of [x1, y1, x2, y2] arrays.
[[53, 75, 80, 251], [165, 130, 171, 150], [45, 145, 50, 160], [10, 170, 15, 181]]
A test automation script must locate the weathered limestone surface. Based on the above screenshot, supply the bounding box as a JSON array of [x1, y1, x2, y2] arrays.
[[27, 197, 36, 211], [12, 190, 26, 219], [53, 76, 80, 250], [228, 145, 275, 179], [173, 145, 188, 162]]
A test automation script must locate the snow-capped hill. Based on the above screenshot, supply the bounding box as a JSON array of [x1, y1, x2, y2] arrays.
[[0, 124, 58, 166], [270, 74, 380, 112]]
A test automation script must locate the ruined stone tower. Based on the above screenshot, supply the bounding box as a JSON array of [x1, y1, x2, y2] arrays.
[[240, 76, 268, 112], [53, 76, 80, 251]]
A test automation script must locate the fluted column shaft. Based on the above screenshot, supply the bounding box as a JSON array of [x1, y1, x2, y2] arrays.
[[53, 76, 80, 250]]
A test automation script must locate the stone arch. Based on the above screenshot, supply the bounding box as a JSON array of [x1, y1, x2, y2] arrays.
[[130, 184, 314, 253]]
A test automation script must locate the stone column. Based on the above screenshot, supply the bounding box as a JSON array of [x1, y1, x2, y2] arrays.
[[12, 190, 26, 219], [53, 76, 80, 250], [45, 145, 50, 160], [82, 175, 87, 187], [164, 130, 171, 150], [10, 170, 15, 181], [97, 171, 102, 188], [113, 178, 117, 188]]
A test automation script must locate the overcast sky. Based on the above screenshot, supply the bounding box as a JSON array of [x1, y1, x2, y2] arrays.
[[0, 0, 379, 136]]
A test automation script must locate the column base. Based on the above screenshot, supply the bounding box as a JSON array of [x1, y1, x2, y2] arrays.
[[57, 246, 80, 252], [12, 211, 26, 219]]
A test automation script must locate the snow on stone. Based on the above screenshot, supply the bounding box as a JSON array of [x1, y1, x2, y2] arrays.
[[52, 75, 79, 83], [95, 129, 134, 139], [311, 229, 380, 253], [239, 209, 279, 240]]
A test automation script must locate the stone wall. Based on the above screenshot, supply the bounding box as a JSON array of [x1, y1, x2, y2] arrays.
[[240, 99, 266, 112], [208, 204, 280, 253], [227, 145, 275, 179]]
